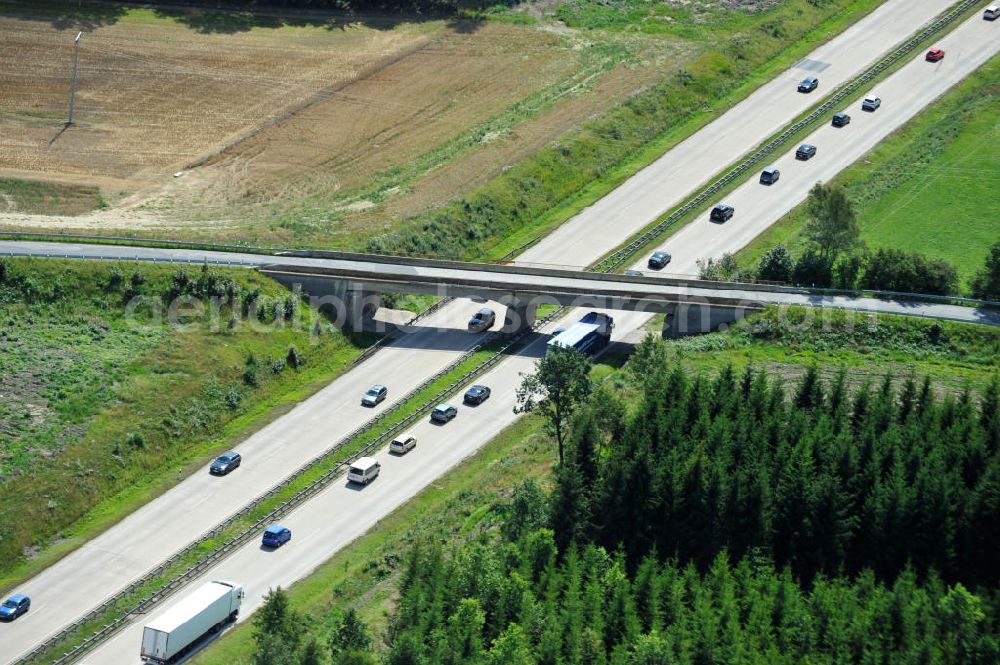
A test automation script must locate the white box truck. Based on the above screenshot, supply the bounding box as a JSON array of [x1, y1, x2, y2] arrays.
[[140, 580, 244, 664]]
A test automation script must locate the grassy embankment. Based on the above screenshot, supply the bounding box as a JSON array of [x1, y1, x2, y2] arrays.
[[191, 308, 1000, 663], [0, 177, 106, 216], [364, 0, 888, 259], [0, 257, 374, 589], [738, 52, 1000, 284]]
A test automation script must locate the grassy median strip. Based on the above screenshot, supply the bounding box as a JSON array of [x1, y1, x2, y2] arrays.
[[16, 336, 507, 665]]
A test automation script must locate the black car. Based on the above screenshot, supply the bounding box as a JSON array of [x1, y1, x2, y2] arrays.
[[647, 251, 672, 269], [710, 204, 735, 222], [210, 451, 242, 475], [798, 76, 819, 93], [463, 385, 491, 405], [796, 144, 817, 160], [832, 112, 851, 127], [759, 167, 780, 185]]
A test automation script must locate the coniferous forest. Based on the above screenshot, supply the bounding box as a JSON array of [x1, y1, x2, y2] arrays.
[[251, 338, 1000, 665]]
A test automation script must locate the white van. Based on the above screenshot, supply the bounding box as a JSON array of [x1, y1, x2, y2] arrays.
[[986, 5, 1000, 20], [389, 433, 417, 455], [347, 456, 381, 485]]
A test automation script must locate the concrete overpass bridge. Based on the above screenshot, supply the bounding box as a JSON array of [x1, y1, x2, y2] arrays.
[[2, 241, 997, 336]]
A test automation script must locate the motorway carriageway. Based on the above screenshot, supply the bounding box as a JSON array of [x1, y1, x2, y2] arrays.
[[2, 1, 991, 662]]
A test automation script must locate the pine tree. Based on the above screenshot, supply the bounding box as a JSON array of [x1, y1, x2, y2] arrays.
[[254, 587, 301, 651], [329, 608, 372, 656]]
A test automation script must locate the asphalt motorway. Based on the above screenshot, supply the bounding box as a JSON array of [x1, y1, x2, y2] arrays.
[[1, 2, 993, 662], [514, 0, 952, 270], [654, 10, 1000, 277]]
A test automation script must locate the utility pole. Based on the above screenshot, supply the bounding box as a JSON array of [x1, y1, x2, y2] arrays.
[[67, 31, 82, 126]]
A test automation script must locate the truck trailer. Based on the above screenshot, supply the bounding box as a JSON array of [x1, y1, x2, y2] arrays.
[[140, 580, 244, 664], [547, 312, 614, 356]]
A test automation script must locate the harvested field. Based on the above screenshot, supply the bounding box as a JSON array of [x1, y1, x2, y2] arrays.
[[0, 3, 684, 242], [0, 9, 433, 185]]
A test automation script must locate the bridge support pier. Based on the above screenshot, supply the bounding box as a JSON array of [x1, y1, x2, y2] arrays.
[[265, 272, 383, 332], [500, 299, 538, 337], [661, 302, 754, 339]]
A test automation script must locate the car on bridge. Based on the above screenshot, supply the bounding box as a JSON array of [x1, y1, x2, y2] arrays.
[[797, 76, 819, 93], [262, 525, 291, 548], [361, 384, 388, 407], [0, 594, 30, 621], [431, 404, 458, 423], [861, 94, 882, 111], [210, 451, 241, 476], [463, 385, 491, 405], [647, 251, 672, 269], [796, 144, 817, 160], [832, 111, 851, 127], [925, 48, 945, 62], [710, 204, 735, 222]]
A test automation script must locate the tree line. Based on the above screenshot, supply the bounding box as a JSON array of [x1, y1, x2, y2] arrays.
[[550, 342, 1000, 586], [698, 183, 1000, 299], [376, 531, 998, 665]]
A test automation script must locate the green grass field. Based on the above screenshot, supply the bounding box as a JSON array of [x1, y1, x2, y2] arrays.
[[0, 177, 106, 216], [0, 258, 372, 589], [739, 53, 1000, 285], [190, 309, 999, 664]]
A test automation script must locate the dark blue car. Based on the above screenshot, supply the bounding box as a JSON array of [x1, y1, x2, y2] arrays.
[[262, 525, 292, 548], [0, 594, 30, 621]]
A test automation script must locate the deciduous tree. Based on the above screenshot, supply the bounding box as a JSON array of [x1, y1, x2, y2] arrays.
[[515, 347, 592, 464]]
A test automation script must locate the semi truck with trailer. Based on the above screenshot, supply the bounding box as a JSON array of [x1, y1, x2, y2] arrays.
[[547, 312, 614, 356], [140, 580, 244, 663]]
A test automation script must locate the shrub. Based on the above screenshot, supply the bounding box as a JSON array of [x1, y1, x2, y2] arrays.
[[698, 253, 754, 283], [833, 252, 866, 289], [792, 250, 833, 287], [756, 245, 794, 283], [860, 248, 958, 295], [129, 270, 145, 289], [243, 354, 259, 387], [170, 269, 191, 298], [225, 387, 242, 411], [106, 267, 124, 291], [1, 258, 9, 282], [287, 346, 303, 370], [970, 241, 1000, 300]]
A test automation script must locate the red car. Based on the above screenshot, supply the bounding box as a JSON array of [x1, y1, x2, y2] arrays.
[[926, 48, 945, 62]]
